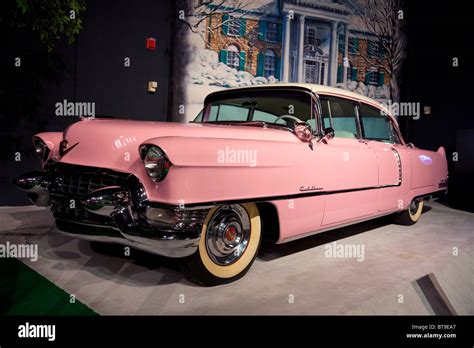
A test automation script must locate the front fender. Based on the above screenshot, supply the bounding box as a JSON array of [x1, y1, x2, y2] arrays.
[[140, 136, 298, 168], [139, 136, 316, 205]]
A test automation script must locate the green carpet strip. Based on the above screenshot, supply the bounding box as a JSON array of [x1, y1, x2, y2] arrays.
[[0, 258, 97, 315]]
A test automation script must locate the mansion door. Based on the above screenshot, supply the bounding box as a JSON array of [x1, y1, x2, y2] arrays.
[[304, 59, 326, 85]]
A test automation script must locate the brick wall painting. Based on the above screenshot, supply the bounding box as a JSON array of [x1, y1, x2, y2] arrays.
[[177, 0, 405, 121]]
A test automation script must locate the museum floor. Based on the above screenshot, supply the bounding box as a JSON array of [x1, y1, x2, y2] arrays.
[[1, 202, 472, 315]]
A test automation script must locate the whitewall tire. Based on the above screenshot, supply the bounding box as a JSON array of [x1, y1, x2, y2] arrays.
[[394, 199, 424, 225], [182, 203, 262, 286]]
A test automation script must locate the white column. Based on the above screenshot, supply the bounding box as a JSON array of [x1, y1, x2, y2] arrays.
[[329, 21, 338, 86], [343, 24, 349, 84], [297, 15, 305, 83], [282, 13, 291, 82]]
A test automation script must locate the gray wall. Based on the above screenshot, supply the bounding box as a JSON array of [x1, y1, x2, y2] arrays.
[[0, 0, 173, 205]]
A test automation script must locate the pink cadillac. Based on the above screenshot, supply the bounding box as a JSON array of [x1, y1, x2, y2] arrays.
[[14, 84, 448, 285]]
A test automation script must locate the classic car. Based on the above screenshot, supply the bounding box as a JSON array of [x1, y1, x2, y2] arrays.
[[14, 83, 449, 286]]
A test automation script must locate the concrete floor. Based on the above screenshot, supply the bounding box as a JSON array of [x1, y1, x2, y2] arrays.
[[0, 202, 473, 315]]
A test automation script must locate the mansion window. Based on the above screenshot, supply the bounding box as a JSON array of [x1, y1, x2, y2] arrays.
[[348, 37, 359, 54], [305, 26, 328, 47], [227, 16, 241, 37], [226, 45, 240, 70], [266, 22, 278, 42], [366, 68, 379, 86], [367, 40, 380, 58], [264, 49, 276, 78], [305, 26, 318, 46]]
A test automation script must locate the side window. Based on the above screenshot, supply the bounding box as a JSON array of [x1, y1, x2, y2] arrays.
[[194, 109, 203, 122], [328, 97, 359, 139], [359, 103, 392, 143], [208, 105, 219, 121]]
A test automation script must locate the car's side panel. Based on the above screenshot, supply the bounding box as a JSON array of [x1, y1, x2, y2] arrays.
[[369, 142, 401, 187], [272, 196, 326, 243], [318, 138, 379, 225], [375, 145, 413, 212], [322, 189, 379, 226]]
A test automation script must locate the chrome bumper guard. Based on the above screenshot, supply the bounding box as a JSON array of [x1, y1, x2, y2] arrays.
[[13, 169, 209, 258]]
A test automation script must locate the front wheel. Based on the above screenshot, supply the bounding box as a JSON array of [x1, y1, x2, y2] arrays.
[[182, 203, 262, 286], [393, 198, 424, 225]]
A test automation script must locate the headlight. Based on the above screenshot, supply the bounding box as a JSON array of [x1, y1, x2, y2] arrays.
[[139, 145, 172, 181], [32, 136, 50, 161]]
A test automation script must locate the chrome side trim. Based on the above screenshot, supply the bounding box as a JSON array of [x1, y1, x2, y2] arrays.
[[391, 147, 403, 186]]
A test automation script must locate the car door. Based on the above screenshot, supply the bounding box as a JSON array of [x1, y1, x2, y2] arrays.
[[358, 102, 406, 212], [319, 96, 378, 226]]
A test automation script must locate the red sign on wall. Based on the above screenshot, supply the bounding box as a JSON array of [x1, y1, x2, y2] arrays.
[[146, 37, 156, 50]]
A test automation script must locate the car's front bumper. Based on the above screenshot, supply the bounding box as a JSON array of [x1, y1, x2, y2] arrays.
[[13, 164, 210, 258]]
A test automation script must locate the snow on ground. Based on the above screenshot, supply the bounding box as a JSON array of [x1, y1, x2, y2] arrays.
[[336, 80, 391, 103], [188, 49, 276, 88], [183, 49, 278, 122]]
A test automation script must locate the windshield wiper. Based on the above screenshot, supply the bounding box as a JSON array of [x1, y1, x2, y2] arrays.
[[201, 120, 293, 131], [237, 121, 293, 131]]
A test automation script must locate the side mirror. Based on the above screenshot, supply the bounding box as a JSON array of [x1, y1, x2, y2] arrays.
[[294, 123, 313, 142], [318, 127, 335, 143]]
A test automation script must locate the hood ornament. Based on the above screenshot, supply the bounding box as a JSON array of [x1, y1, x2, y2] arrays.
[[59, 139, 79, 157]]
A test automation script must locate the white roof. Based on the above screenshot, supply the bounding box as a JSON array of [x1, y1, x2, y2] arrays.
[[219, 82, 386, 110]]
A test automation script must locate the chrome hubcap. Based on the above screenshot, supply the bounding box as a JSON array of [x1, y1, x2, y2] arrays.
[[205, 205, 251, 266]]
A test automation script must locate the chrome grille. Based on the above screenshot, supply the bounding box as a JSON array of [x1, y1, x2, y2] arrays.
[[56, 172, 121, 196], [49, 164, 129, 224]]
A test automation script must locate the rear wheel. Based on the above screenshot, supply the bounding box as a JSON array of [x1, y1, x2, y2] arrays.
[[182, 203, 262, 286], [394, 198, 424, 225]]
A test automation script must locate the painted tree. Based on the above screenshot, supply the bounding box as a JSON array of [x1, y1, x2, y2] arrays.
[[179, 0, 272, 64], [350, 0, 406, 102]]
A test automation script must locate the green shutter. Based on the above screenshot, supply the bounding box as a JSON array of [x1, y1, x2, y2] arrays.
[[337, 64, 343, 83], [239, 18, 246, 37], [259, 20, 266, 41], [338, 34, 345, 55], [239, 51, 246, 71], [365, 70, 370, 85], [219, 50, 227, 64], [277, 23, 282, 42], [378, 71, 385, 86], [351, 67, 358, 81], [222, 14, 229, 35], [275, 56, 281, 80], [257, 52, 264, 76], [354, 38, 359, 53]]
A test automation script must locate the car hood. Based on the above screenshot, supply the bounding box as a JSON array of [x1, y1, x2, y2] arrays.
[[58, 118, 299, 172]]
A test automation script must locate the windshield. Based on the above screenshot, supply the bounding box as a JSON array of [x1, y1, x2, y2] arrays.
[[193, 89, 316, 132]]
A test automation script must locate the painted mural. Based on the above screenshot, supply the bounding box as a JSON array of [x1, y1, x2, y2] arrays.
[[180, 0, 406, 121]]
